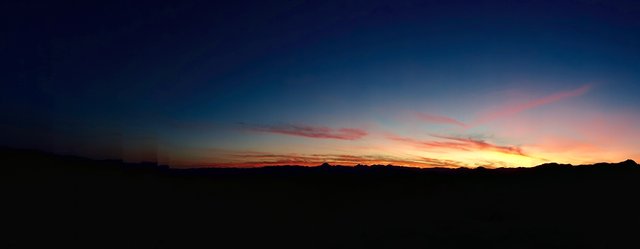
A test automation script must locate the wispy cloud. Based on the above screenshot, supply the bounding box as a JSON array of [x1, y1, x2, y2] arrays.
[[239, 123, 368, 140], [205, 151, 466, 168], [430, 134, 525, 156], [472, 84, 592, 125], [415, 112, 468, 128], [412, 84, 592, 129], [388, 134, 526, 156], [417, 157, 468, 168]]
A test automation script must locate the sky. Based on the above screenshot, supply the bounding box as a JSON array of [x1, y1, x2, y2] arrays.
[[3, 0, 640, 168]]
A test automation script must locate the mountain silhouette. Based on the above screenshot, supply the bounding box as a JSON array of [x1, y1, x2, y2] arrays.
[[4, 147, 640, 249], [620, 159, 637, 166]]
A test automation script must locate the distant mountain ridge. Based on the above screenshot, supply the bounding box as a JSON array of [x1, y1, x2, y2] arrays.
[[2, 147, 637, 173]]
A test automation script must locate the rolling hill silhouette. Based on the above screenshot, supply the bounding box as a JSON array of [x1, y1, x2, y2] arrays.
[[4, 147, 640, 249]]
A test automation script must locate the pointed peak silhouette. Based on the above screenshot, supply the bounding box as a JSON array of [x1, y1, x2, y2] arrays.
[[620, 159, 637, 166]]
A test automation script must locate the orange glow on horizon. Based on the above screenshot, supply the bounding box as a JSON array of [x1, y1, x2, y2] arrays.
[[161, 84, 640, 169]]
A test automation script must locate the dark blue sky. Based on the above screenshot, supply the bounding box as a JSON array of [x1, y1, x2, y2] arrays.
[[3, 0, 640, 166]]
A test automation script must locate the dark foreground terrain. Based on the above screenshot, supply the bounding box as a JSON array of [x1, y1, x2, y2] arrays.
[[4, 148, 640, 249]]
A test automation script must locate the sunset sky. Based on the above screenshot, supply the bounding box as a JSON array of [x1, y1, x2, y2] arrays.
[[3, 0, 640, 167]]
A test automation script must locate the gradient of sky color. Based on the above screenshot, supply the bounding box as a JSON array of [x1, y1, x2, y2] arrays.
[[3, 0, 640, 167]]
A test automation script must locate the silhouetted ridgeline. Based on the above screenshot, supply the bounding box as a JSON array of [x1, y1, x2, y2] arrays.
[[4, 147, 640, 249]]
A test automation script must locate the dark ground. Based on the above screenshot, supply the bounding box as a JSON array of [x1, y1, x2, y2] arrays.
[[4, 148, 640, 248]]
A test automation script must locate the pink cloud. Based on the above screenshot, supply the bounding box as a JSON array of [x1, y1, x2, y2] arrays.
[[415, 112, 468, 128], [431, 134, 525, 156], [240, 124, 368, 140], [472, 84, 592, 126], [388, 134, 526, 156]]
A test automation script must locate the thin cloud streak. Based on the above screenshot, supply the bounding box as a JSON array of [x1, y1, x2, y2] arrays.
[[430, 134, 525, 156], [472, 84, 592, 126], [415, 112, 468, 128], [239, 123, 368, 140], [412, 85, 591, 129], [388, 134, 526, 156]]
